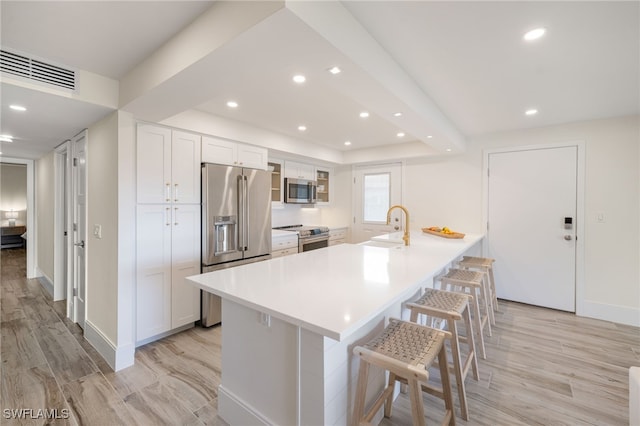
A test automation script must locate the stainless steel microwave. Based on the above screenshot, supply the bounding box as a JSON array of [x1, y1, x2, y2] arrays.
[[284, 178, 317, 204]]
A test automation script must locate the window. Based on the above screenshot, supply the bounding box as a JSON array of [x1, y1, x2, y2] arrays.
[[363, 173, 390, 223]]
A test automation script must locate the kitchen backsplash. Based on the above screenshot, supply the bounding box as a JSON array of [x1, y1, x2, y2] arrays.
[[271, 204, 323, 228]]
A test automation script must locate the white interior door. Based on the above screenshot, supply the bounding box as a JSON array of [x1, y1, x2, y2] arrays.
[[352, 163, 402, 243], [487, 146, 577, 312], [71, 130, 87, 328]]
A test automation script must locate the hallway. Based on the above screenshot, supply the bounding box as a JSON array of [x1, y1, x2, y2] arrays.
[[1, 248, 225, 425]]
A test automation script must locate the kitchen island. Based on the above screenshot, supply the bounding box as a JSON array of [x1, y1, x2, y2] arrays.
[[187, 232, 483, 426]]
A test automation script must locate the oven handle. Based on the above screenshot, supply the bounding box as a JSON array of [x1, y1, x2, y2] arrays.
[[300, 234, 329, 244]]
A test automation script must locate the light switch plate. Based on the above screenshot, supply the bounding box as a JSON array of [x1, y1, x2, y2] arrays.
[[93, 224, 102, 239]]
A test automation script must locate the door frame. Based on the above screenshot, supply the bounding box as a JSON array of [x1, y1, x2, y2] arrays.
[[54, 141, 72, 304], [482, 141, 586, 315], [1, 157, 35, 278]]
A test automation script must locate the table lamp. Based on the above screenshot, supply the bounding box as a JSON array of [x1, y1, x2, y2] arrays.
[[5, 210, 18, 226]]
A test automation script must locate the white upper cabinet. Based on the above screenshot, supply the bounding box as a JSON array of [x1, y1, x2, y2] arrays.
[[284, 160, 315, 180], [137, 124, 201, 204], [202, 136, 268, 170]]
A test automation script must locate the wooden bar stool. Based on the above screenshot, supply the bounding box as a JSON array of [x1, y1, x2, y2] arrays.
[[407, 288, 479, 421], [458, 256, 498, 314], [438, 269, 490, 359], [352, 318, 455, 426]]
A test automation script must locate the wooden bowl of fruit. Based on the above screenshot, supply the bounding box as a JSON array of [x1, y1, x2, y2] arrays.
[[422, 226, 465, 239]]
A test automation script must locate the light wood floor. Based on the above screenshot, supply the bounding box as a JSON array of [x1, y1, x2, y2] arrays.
[[1, 247, 638, 425]]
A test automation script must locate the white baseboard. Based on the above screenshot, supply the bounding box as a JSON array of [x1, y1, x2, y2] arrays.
[[84, 320, 135, 372], [218, 385, 274, 426], [579, 300, 640, 327], [35, 267, 54, 298]]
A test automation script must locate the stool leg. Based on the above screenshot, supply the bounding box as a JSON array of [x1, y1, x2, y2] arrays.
[[483, 272, 496, 326], [478, 278, 492, 337], [384, 373, 397, 418], [352, 358, 370, 426], [462, 304, 479, 381], [470, 291, 486, 359], [438, 341, 456, 426], [449, 319, 469, 420], [408, 378, 426, 426], [488, 266, 499, 311]]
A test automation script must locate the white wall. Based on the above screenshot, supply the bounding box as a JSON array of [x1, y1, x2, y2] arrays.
[[35, 152, 55, 281], [403, 115, 639, 326], [86, 112, 119, 342], [85, 111, 136, 370]]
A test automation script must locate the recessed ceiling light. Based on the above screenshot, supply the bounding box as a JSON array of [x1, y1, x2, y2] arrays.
[[293, 74, 306, 84], [344, 141, 351, 146], [427, 135, 433, 139], [446, 148, 452, 152], [523, 27, 546, 41], [328, 66, 341, 75], [525, 108, 538, 116], [226, 101, 238, 108], [396, 132, 405, 138], [393, 112, 403, 117], [10, 105, 26, 111], [298, 125, 307, 132], [359, 111, 369, 118]]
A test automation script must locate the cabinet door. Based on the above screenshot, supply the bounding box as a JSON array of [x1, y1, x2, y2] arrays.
[[202, 136, 237, 165], [268, 161, 283, 205], [315, 168, 331, 204], [237, 144, 268, 170], [171, 204, 201, 328], [137, 125, 171, 204], [171, 131, 201, 204], [284, 161, 315, 180], [136, 205, 172, 342]]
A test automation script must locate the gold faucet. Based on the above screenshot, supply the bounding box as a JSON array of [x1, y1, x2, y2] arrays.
[[386, 205, 410, 246]]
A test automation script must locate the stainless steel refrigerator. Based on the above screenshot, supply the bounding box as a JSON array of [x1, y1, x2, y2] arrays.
[[201, 163, 272, 326]]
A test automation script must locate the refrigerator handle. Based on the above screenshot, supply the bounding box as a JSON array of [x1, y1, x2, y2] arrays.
[[243, 175, 249, 251]]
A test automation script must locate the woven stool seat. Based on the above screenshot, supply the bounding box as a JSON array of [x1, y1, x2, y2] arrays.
[[412, 288, 469, 317], [362, 319, 443, 373], [407, 288, 479, 420], [458, 256, 499, 316], [353, 318, 455, 426], [439, 269, 491, 359], [442, 268, 485, 284], [459, 256, 495, 267]]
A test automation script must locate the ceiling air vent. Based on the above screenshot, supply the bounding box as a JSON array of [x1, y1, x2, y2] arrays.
[[1, 49, 76, 90]]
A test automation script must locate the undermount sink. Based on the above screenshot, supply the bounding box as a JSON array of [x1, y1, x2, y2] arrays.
[[371, 232, 405, 244], [360, 240, 406, 250]]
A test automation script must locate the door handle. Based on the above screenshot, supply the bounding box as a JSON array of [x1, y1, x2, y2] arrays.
[[74, 241, 85, 248], [564, 235, 573, 241]]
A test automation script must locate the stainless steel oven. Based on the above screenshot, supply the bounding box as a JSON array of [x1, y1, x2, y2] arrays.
[[299, 232, 329, 252]]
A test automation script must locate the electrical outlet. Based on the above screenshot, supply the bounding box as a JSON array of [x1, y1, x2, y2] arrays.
[[93, 224, 102, 239]]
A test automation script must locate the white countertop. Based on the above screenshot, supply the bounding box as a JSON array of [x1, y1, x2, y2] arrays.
[[188, 232, 483, 341], [271, 229, 297, 238]]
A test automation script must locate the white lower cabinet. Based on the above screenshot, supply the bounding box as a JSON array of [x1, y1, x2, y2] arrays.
[[271, 232, 298, 258], [136, 204, 201, 343], [329, 227, 348, 246]]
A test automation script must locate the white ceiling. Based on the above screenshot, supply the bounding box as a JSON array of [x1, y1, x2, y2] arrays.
[[1, 1, 638, 160]]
